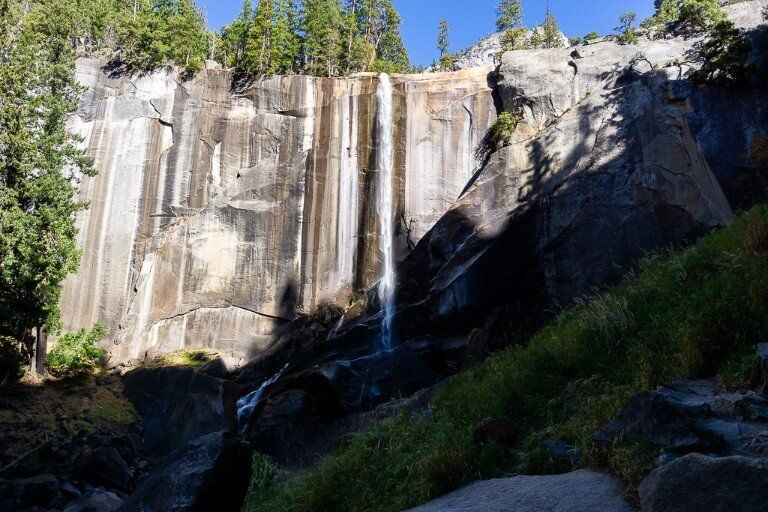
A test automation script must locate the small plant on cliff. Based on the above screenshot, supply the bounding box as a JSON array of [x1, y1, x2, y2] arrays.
[[689, 20, 752, 87], [490, 112, 520, 147], [46, 323, 106, 378], [616, 11, 639, 45]]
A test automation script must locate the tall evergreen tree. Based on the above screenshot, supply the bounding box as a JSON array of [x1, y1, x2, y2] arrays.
[[219, 0, 253, 68], [437, 19, 450, 57], [302, 0, 343, 76], [496, 0, 528, 51], [541, 7, 564, 48], [0, 0, 97, 367]]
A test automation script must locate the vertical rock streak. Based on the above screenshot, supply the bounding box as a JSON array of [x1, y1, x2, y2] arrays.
[[376, 74, 396, 350]]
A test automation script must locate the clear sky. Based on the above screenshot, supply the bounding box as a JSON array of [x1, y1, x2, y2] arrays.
[[200, 0, 656, 67]]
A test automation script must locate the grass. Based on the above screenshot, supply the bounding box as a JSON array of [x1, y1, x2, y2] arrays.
[[142, 350, 217, 369], [242, 206, 768, 512]]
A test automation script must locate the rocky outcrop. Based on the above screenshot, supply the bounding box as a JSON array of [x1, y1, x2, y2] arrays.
[[122, 366, 238, 456], [403, 470, 634, 512], [120, 431, 252, 512], [639, 454, 768, 512], [61, 62, 496, 362]]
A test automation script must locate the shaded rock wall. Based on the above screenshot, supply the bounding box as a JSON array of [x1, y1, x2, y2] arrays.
[[61, 61, 496, 361]]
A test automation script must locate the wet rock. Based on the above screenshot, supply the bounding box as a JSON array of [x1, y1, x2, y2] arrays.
[[122, 366, 238, 456], [639, 453, 768, 512], [404, 470, 634, 512], [75, 447, 133, 491], [63, 490, 123, 512], [247, 389, 315, 451], [120, 431, 252, 512], [473, 417, 520, 447]]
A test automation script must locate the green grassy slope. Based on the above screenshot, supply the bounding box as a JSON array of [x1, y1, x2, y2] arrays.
[[243, 206, 768, 512]]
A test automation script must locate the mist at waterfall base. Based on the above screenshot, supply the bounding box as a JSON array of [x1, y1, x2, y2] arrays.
[[376, 73, 396, 353]]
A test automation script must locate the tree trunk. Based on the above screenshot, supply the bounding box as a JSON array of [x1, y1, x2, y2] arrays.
[[30, 325, 47, 376]]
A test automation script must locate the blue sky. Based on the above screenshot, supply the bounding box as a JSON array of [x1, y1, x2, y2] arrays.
[[200, 1, 656, 66]]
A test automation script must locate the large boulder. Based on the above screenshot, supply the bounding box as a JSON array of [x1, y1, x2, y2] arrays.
[[639, 453, 768, 512], [75, 447, 134, 490], [64, 491, 123, 512], [122, 366, 238, 456], [404, 470, 634, 512], [120, 431, 253, 512]]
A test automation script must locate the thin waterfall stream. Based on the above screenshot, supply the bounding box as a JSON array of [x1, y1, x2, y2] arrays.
[[376, 73, 396, 351]]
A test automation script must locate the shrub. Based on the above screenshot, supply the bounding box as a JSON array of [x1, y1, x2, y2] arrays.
[[46, 323, 106, 378], [689, 20, 752, 87], [616, 11, 639, 45], [243, 206, 768, 512], [644, 0, 725, 34], [583, 32, 601, 43], [0, 336, 26, 387], [489, 111, 520, 146]]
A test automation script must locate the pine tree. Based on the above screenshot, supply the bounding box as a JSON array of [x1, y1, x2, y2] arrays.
[[541, 7, 564, 48], [616, 11, 639, 45], [302, 0, 343, 76], [437, 19, 450, 57], [0, 0, 97, 367], [219, 0, 253, 68], [496, 0, 528, 51], [243, 0, 276, 72]]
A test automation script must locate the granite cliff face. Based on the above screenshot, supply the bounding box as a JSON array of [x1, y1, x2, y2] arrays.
[[60, 0, 767, 366], [61, 62, 497, 362]]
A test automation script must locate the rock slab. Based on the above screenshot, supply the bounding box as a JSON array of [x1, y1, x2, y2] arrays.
[[403, 470, 634, 512]]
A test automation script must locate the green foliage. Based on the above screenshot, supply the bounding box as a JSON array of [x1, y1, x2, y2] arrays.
[[496, 0, 529, 51], [616, 11, 639, 44], [0, 336, 26, 387], [644, 0, 725, 34], [539, 9, 565, 49], [0, 0, 96, 341], [221, 0, 410, 76], [46, 323, 106, 378], [243, 206, 768, 512], [489, 112, 520, 146], [116, 0, 211, 73], [583, 31, 601, 43], [437, 19, 450, 57], [248, 453, 279, 497], [689, 20, 752, 87]]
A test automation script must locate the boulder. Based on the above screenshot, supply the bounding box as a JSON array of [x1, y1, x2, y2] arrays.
[[8, 474, 60, 508], [593, 380, 768, 458], [122, 366, 238, 456], [592, 388, 720, 454], [120, 431, 252, 512], [403, 470, 634, 512], [639, 453, 768, 512], [75, 447, 133, 490], [64, 491, 123, 512]]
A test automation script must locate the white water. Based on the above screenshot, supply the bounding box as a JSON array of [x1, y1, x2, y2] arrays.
[[236, 363, 289, 433], [376, 74, 396, 350]]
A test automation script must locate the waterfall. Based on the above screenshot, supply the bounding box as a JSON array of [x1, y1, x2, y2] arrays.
[[236, 363, 289, 434], [376, 74, 396, 350]]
